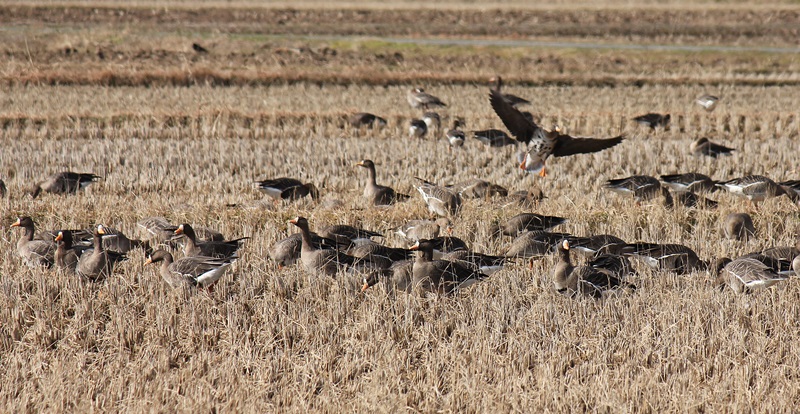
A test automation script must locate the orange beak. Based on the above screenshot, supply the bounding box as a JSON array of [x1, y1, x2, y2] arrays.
[[10, 218, 21, 227], [361, 281, 370, 292], [174, 225, 184, 235], [144, 257, 153, 266], [55, 232, 63, 242]]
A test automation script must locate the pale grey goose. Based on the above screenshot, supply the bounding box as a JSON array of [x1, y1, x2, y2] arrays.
[[145, 249, 234, 289], [696, 94, 720, 112], [416, 178, 462, 217], [29, 171, 101, 198], [76, 225, 127, 281], [714, 257, 789, 294], [356, 159, 410, 206], [407, 88, 446, 110], [11, 216, 55, 268]]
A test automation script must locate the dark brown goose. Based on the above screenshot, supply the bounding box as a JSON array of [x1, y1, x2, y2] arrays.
[[632, 113, 670, 131], [145, 249, 234, 289], [441, 250, 508, 275], [690, 137, 734, 157], [723, 213, 756, 241], [349, 243, 412, 270], [490, 75, 531, 107], [289, 216, 362, 277], [54, 230, 90, 274], [269, 231, 344, 268], [568, 234, 627, 256], [445, 119, 466, 148], [449, 179, 508, 199], [76, 225, 127, 281], [317, 224, 383, 249], [716, 175, 799, 207], [29, 171, 101, 198], [621, 242, 707, 275], [256, 177, 319, 202], [554, 240, 633, 298], [498, 213, 567, 237], [407, 88, 446, 110], [416, 178, 462, 217], [174, 224, 247, 258], [348, 112, 387, 128], [98, 226, 152, 254], [361, 260, 414, 294], [660, 173, 719, 193], [409, 239, 488, 295], [491, 89, 624, 177], [673, 191, 718, 209], [356, 160, 410, 206], [11, 216, 55, 267]]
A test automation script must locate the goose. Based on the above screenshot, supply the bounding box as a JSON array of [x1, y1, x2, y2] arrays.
[[660, 173, 719, 193], [409, 239, 488, 295], [29, 171, 101, 198], [554, 240, 633, 298], [503, 230, 571, 266], [317, 224, 383, 249], [632, 113, 670, 130], [11, 216, 55, 267], [714, 257, 789, 294], [416, 178, 462, 217], [76, 225, 127, 281], [604, 175, 673, 206], [441, 250, 508, 275], [716, 175, 798, 208], [145, 249, 234, 289], [449, 179, 508, 199], [722, 213, 756, 241], [0, 179, 6, 198], [696, 94, 720, 112], [395, 218, 452, 242], [690, 138, 734, 157], [739, 253, 795, 275], [490, 75, 531, 107], [269, 231, 345, 268], [568, 234, 626, 256], [422, 112, 441, 131], [498, 213, 567, 237], [409, 119, 427, 139], [348, 112, 387, 128], [407, 88, 446, 110], [426, 236, 470, 258], [505, 187, 546, 208], [289, 216, 363, 277], [472, 129, 517, 148], [445, 119, 466, 148], [349, 243, 412, 270], [673, 191, 718, 209], [256, 177, 319, 202], [361, 260, 414, 294], [355, 160, 410, 206], [173, 224, 247, 258], [98, 226, 152, 254], [621, 242, 707, 275], [491, 89, 624, 177], [54, 230, 90, 274], [137, 216, 223, 249]]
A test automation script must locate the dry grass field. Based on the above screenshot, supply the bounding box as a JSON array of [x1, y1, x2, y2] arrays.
[[2, 1, 800, 412]]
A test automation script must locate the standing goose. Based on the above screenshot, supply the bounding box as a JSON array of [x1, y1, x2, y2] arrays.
[[29, 171, 101, 198], [409, 239, 488, 295], [422, 112, 441, 131], [490, 89, 624, 177], [714, 257, 789, 294], [498, 213, 567, 237], [621, 242, 707, 275], [407, 88, 446, 110], [632, 113, 670, 131], [395, 218, 452, 242], [490, 75, 531, 107], [54, 230, 89, 274], [174, 224, 247, 258], [554, 240, 632, 298], [690, 138, 734, 157], [716, 175, 799, 208], [289, 216, 361, 277], [604, 175, 673, 206], [77, 225, 127, 281], [145, 249, 234, 289], [723, 213, 756, 241], [660, 173, 719, 193], [696, 94, 720, 112], [355, 160, 410, 206], [409, 119, 428, 139], [416, 178, 462, 217], [445, 119, 466, 149], [11, 216, 56, 267], [256, 177, 319, 202], [348, 112, 387, 128]]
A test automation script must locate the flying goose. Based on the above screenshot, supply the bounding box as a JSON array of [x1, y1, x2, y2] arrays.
[[29, 172, 101, 199], [490, 75, 531, 107], [498, 213, 567, 237], [445, 119, 466, 148], [554, 240, 633, 298], [256, 177, 319, 202], [722, 213, 756, 242], [348, 112, 387, 128], [145, 249, 235, 289], [409, 239, 488, 295], [77, 225, 127, 281], [696, 94, 720, 112], [660, 173, 719, 193], [621, 242, 707, 275], [690, 138, 734, 157], [714, 257, 789, 294], [407, 88, 446, 110], [490, 89, 624, 177], [11, 216, 55, 268], [409, 119, 427, 139], [416, 178, 462, 217], [632, 113, 670, 131], [174, 224, 247, 258], [356, 160, 410, 206], [716, 175, 799, 207]]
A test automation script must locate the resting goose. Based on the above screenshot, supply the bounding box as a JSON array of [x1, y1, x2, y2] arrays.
[[54, 230, 90, 274], [716, 175, 798, 207], [361, 260, 414, 294], [407, 88, 446, 110], [604, 175, 673, 206], [714, 257, 789, 294], [11, 216, 55, 267], [395, 218, 452, 242], [145, 249, 234, 289], [472, 129, 517, 148], [490, 75, 531, 107], [318, 224, 383, 249], [449, 179, 508, 199], [632, 113, 670, 131], [491, 89, 624, 177], [256, 177, 319, 202], [348, 112, 387, 128], [498, 213, 567, 237], [77, 225, 127, 281], [445, 119, 466, 149], [98, 226, 152, 254], [29, 171, 101, 198], [690, 138, 734, 157], [660, 173, 719, 193], [503, 231, 571, 266], [416, 178, 462, 217], [289, 216, 362, 277], [409, 239, 488, 295], [356, 160, 410, 206], [723, 213, 756, 241], [269, 231, 344, 268], [554, 240, 633, 298], [506, 187, 546, 208], [174, 224, 247, 258], [409, 119, 427, 139], [621, 242, 707, 275]]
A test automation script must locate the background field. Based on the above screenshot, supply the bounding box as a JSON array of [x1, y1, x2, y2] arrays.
[[2, 1, 800, 412]]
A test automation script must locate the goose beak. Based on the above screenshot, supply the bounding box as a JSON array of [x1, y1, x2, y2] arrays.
[[174, 225, 184, 235], [144, 257, 153, 266], [55, 232, 63, 242], [409, 241, 420, 251], [288, 217, 299, 225], [10, 218, 20, 227], [97, 225, 106, 235], [361, 280, 370, 292]]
